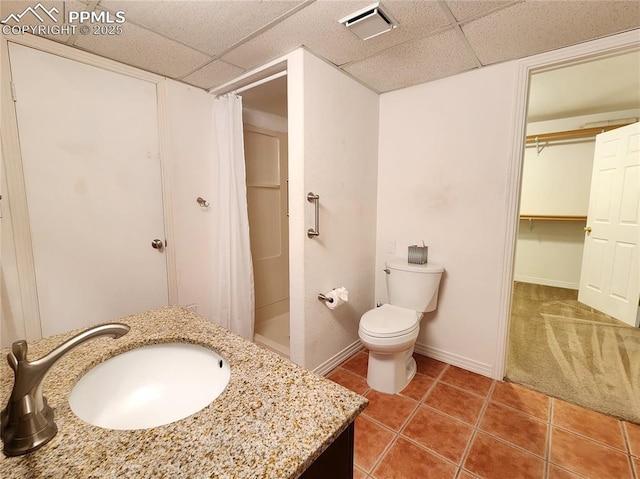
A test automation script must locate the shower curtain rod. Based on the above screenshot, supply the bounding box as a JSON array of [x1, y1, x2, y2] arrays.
[[233, 70, 287, 95]]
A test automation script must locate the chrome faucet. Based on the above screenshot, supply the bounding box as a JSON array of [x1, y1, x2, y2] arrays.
[[1, 323, 130, 456]]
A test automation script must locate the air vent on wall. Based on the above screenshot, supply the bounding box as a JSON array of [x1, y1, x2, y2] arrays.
[[339, 2, 399, 41]]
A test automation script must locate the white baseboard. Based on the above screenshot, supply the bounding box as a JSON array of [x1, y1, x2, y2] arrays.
[[313, 340, 364, 376], [413, 342, 494, 378], [513, 275, 578, 290], [311, 338, 495, 380]]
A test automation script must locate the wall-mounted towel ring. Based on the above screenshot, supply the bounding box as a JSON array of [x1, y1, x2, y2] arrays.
[[196, 197, 210, 207]]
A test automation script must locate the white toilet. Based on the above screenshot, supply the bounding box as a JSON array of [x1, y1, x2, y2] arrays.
[[358, 257, 444, 394]]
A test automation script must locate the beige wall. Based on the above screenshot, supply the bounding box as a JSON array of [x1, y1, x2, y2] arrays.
[[514, 220, 586, 289], [288, 50, 379, 372], [243, 107, 287, 133], [377, 61, 520, 377], [160, 79, 217, 320]]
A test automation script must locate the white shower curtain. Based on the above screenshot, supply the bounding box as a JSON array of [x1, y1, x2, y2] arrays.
[[211, 94, 255, 340]]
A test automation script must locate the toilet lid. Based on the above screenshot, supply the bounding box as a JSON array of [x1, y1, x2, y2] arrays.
[[360, 304, 419, 338]]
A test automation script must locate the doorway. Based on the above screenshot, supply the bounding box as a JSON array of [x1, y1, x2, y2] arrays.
[[240, 75, 290, 358], [505, 49, 640, 422]]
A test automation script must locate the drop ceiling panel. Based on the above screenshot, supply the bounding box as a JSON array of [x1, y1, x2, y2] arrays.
[[98, 0, 304, 56], [342, 28, 478, 92], [0, 0, 63, 23], [445, 0, 515, 22], [462, 0, 640, 66], [222, 0, 452, 71], [0, 0, 86, 44], [181, 59, 245, 90], [74, 11, 212, 78], [1, 1, 638, 97]]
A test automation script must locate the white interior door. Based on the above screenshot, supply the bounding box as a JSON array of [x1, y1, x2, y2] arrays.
[[9, 43, 168, 336], [578, 122, 640, 327]]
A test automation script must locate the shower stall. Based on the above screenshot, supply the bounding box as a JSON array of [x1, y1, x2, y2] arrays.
[[241, 76, 290, 357]]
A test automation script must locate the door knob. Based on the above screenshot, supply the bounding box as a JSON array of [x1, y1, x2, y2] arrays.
[[584, 226, 592, 234], [151, 239, 164, 251]]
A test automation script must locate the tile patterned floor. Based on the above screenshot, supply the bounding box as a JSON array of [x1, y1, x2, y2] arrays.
[[326, 351, 640, 479]]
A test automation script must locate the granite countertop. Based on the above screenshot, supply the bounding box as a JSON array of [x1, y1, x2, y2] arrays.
[[0, 306, 367, 478]]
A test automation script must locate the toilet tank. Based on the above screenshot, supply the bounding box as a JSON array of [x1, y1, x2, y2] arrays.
[[385, 257, 444, 313]]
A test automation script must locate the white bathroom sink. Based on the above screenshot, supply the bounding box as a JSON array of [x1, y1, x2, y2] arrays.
[[69, 343, 230, 430]]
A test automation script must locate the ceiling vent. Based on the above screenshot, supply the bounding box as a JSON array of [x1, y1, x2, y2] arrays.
[[339, 2, 399, 41]]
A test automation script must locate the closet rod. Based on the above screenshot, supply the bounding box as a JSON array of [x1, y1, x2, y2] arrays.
[[519, 215, 587, 222], [525, 123, 633, 144], [233, 70, 287, 94]]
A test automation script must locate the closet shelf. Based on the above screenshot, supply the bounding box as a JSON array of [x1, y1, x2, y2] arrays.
[[519, 215, 587, 222]]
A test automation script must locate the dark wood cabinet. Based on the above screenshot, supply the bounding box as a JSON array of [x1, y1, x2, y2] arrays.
[[299, 422, 355, 479]]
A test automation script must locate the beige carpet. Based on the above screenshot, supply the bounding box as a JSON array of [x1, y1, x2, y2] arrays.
[[506, 282, 640, 424]]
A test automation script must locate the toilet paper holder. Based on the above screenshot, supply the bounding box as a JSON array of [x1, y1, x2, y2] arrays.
[[317, 293, 334, 303]]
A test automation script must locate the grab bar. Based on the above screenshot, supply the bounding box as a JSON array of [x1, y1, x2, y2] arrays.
[[307, 192, 320, 238]]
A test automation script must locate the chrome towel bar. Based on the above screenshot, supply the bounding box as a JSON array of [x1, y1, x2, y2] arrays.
[[307, 192, 320, 238]]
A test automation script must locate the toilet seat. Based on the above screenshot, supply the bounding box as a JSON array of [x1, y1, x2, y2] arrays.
[[360, 304, 419, 338]]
